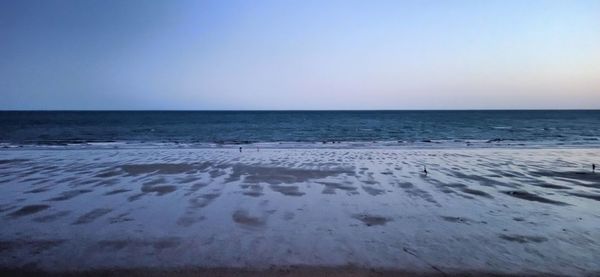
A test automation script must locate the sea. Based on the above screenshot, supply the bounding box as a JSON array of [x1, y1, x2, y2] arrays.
[[1, 110, 599, 149]]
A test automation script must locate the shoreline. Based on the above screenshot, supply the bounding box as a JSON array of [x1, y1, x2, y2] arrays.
[[2, 142, 600, 151]]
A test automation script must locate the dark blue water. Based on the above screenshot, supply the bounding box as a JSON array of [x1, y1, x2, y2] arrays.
[[1, 111, 599, 148]]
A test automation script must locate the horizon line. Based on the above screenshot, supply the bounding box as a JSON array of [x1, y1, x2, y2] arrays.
[[1, 108, 600, 112]]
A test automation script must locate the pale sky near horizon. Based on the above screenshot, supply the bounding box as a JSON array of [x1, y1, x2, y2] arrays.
[[1, 0, 599, 110]]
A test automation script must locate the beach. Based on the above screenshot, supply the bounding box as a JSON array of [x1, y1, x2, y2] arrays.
[[3, 0, 600, 274], [1, 147, 599, 276]]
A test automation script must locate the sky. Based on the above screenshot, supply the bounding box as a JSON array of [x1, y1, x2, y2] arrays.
[[0, 0, 599, 110]]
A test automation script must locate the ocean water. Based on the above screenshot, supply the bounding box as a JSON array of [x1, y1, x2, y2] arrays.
[[1, 110, 599, 148]]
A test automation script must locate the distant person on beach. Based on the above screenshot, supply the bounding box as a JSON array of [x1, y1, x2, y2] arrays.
[[239, 147, 242, 152], [594, 163, 596, 173], [423, 165, 428, 175]]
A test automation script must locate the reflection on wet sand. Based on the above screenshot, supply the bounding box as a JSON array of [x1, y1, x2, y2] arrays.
[[0, 148, 599, 276]]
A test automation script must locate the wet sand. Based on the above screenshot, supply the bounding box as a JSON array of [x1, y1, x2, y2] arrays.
[[0, 266, 570, 277], [0, 148, 599, 276]]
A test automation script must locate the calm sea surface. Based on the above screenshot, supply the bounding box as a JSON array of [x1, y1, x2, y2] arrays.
[[1, 110, 599, 148]]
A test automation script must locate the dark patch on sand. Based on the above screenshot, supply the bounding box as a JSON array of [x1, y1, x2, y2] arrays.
[[226, 164, 354, 185], [396, 182, 440, 206], [243, 191, 264, 197], [177, 215, 206, 227], [8, 205, 50, 218], [70, 179, 99, 187], [104, 189, 131, 195], [439, 216, 486, 225], [73, 208, 112, 224], [397, 182, 413, 188], [456, 193, 475, 200], [318, 181, 357, 194], [553, 178, 596, 188], [94, 170, 122, 178], [440, 216, 468, 223], [568, 192, 600, 201], [24, 177, 46, 183], [33, 211, 70, 223], [460, 188, 493, 198], [232, 210, 265, 227], [127, 193, 146, 202], [362, 186, 386, 196], [502, 190, 568, 205], [120, 162, 211, 176], [0, 159, 29, 165], [96, 237, 181, 251], [530, 181, 571, 190], [489, 169, 524, 178], [444, 183, 467, 188], [152, 238, 181, 250], [108, 212, 134, 224], [47, 189, 93, 201], [499, 234, 548, 243], [530, 170, 600, 184], [352, 214, 391, 226], [141, 185, 177, 195], [201, 192, 220, 201], [437, 186, 456, 194], [0, 239, 65, 253], [362, 179, 379, 185], [427, 180, 478, 198], [283, 211, 295, 220], [177, 176, 201, 184], [24, 187, 52, 194], [453, 172, 515, 188], [0, 204, 16, 213], [270, 184, 305, 196]]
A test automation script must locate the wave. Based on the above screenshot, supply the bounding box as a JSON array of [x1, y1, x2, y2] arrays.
[[2, 138, 600, 150]]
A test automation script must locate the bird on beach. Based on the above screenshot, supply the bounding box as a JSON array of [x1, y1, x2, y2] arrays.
[[423, 165, 428, 175]]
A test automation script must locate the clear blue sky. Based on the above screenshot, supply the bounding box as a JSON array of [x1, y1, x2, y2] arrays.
[[1, 0, 599, 110]]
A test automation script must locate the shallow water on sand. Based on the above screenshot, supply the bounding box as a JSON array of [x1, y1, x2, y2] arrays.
[[0, 148, 599, 275]]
